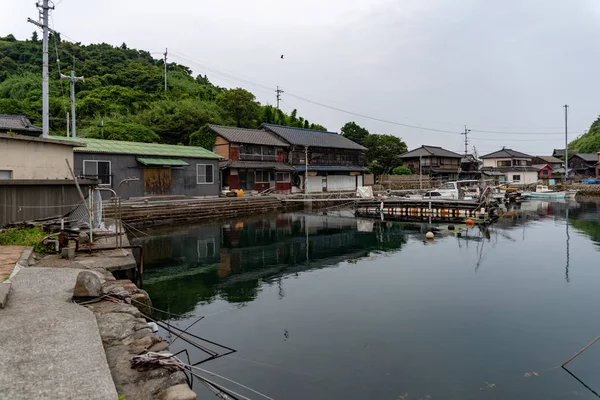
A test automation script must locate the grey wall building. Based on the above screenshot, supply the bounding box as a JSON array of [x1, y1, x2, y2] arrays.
[[53, 136, 221, 199]]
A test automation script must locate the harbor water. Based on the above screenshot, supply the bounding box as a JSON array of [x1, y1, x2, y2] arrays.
[[134, 198, 600, 400]]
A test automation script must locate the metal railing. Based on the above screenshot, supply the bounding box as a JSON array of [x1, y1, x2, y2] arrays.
[[239, 153, 278, 161]]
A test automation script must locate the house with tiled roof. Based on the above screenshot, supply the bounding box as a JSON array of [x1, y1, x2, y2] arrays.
[[260, 124, 368, 193], [480, 148, 538, 185], [0, 114, 42, 136], [567, 153, 598, 177], [53, 136, 222, 199], [208, 124, 295, 194], [399, 145, 463, 181]]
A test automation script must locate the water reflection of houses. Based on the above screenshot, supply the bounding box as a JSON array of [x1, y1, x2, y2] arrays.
[[137, 213, 408, 314], [217, 214, 407, 280]]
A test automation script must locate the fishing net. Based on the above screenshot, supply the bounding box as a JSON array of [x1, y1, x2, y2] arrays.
[[67, 188, 104, 230]]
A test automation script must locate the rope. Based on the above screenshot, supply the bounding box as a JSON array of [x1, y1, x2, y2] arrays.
[[188, 364, 275, 400]]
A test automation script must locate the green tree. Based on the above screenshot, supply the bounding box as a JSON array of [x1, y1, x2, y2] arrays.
[[341, 121, 369, 145], [391, 165, 412, 175], [216, 88, 260, 128], [82, 119, 159, 142], [134, 99, 224, 145], [364, 134, 407, 175], [569, 116, 600, 153], [189, 124, 217, 150], [0, 34, 327, 142], [309, 123, 327, 131]]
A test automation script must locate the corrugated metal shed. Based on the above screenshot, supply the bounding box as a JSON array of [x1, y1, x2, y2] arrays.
[[260, 124, 367, 151], [51, 136, 221, 159], [208, 125, 289, 147]]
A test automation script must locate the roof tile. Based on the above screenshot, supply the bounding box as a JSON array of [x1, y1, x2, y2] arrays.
[[208, 125, 289, 147], [260, 124, 367, 151]]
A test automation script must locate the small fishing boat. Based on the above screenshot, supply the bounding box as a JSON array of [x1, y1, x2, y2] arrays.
[[522, 185, 566, 199]]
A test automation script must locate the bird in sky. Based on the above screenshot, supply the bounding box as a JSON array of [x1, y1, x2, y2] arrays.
[[280, 54, 284, 59]]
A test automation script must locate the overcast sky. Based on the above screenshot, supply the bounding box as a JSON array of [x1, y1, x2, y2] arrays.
[[2, 0, 600, 156]]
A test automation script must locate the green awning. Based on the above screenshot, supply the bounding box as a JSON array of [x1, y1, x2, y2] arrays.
[[136, 157, 189, 166]]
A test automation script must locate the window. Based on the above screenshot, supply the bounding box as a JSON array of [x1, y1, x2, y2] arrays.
[[0, 170, 12, 179], [276, 172, 290, 182], [497, 160, 511, 167], [499, 175, 507, 182], [514, 160, 528, 166], [83, 160, 111, 185], [421, 157, 431, 166], [542, 169, 549, 177], [197, 238, 216, 259], [196, 164, 214, 184], [512, 174, 521, 182], [255, 170, 269, 182], [439, 183, 455, 190]]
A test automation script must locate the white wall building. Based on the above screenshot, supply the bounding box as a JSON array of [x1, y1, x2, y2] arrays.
[[480, 148, 539, 185]]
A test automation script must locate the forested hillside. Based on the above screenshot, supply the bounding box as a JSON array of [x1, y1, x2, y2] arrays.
[[569, 116, 600, 154], [0, 33, 326, 146]]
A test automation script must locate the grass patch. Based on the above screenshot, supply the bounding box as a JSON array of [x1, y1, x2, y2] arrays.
[[0, 227, 53, 254]]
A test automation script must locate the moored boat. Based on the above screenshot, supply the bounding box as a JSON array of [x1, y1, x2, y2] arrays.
[[522, 185, 566, 199]]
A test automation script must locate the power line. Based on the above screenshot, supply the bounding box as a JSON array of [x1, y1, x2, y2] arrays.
[[285, 91, 461, 134], [165, 50, 587, 135], [471, 129, 566, 135]]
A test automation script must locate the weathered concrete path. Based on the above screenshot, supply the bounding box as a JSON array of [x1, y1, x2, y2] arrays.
[[0, 267, 118, 400]]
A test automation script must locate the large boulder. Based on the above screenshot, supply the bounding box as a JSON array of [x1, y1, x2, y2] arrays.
[[73, 270, 104, 298]]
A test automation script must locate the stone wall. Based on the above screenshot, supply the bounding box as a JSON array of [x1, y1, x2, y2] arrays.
[[85, 272, 196, 400]]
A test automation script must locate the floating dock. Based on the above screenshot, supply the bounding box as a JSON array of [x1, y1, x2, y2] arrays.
[[355, 198, 498, 223]]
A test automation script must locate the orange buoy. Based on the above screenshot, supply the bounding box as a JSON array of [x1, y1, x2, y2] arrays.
[[465, 219, 473, 225]]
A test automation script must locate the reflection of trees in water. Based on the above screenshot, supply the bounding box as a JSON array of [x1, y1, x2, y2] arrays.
[[143, 215, 409, 316]]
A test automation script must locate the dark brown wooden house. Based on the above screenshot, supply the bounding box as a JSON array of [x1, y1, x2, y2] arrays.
[[260, 124, 368, 193], [399, 145, 463, 182], [209, 125, 295, 194], [567, 153, 598, 177]]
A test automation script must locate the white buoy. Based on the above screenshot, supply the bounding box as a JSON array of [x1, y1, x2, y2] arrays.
[[426, 231, 434, 240]]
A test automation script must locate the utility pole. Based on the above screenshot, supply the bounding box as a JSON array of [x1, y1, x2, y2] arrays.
[[28, 1, 53, 138], [304, 146, 309, 194], [564, 104, 569, 180], [461, 125, 470, 157], [163, 48, 168, 91], [66, 112, 69, 137], [60, 70, 84, 137], [276, 86, 284, 110]]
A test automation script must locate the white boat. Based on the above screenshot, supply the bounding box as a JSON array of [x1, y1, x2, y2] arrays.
[[521, 185, 566, 199], [565, 190, 578, 199], [423, 180, 481, 200]]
